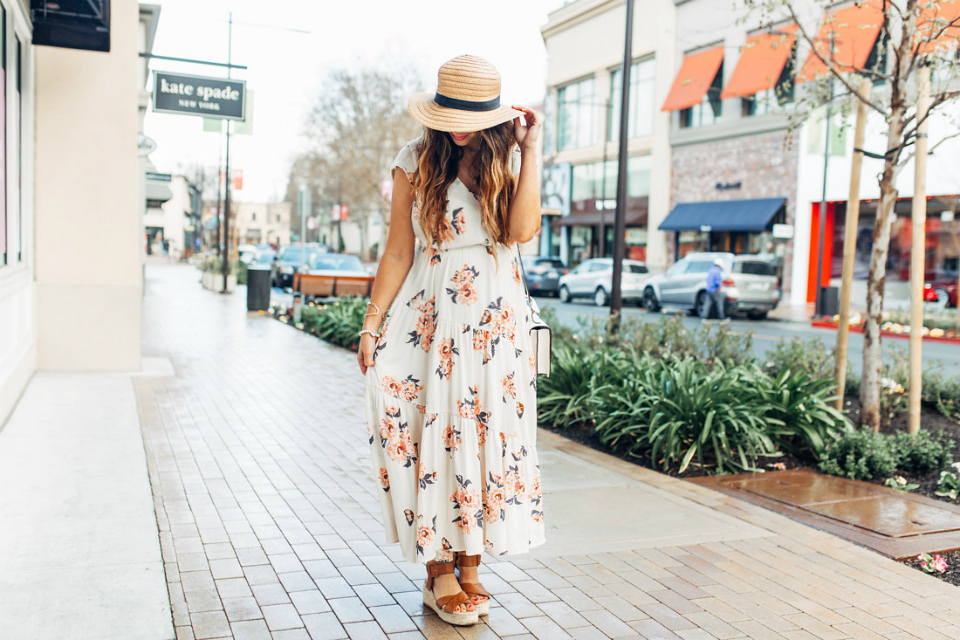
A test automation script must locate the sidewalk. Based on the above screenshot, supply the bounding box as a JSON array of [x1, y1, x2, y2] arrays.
[[6, 262, 960, 640]]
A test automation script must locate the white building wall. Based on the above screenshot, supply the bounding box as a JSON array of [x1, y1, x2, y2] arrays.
[[0, 0, 37, 424], [542, 0, 677, 272], [34, 0, 142, 372]]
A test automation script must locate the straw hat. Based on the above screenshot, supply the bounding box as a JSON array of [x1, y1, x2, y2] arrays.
[[408, 55, 523, 133]]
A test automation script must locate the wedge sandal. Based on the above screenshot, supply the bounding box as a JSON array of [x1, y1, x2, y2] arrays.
[[422, 561, 479, 626], [455, 553, 492, 616]]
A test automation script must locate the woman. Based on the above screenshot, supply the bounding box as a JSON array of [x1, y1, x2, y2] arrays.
[[357, 55, 544, 627]]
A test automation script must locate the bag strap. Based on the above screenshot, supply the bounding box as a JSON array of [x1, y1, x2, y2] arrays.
[[514, 244, 535, 307]]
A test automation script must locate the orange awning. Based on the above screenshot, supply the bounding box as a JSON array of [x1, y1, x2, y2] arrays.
[[917, 0, 960, 56], [661, 46, 724, 112], [721, 25, 797, 99], [796, 1, 884, 82]]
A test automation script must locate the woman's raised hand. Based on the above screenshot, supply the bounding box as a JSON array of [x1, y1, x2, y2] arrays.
[[512, 106, 542, 151]]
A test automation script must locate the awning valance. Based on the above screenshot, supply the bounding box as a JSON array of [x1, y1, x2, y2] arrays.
[[146, 180, 173, 203], [661, 46, 724, 112], [721, 26, 797, 99], [659, 198, 786, 232], [797, 1, 883, 82]]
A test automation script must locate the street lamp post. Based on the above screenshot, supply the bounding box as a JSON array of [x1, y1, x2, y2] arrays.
[[609, 0, 635, 332], [813, 34, 836, 316]]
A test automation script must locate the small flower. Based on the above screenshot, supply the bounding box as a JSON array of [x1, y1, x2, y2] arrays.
[[772, 462, 786, 471]]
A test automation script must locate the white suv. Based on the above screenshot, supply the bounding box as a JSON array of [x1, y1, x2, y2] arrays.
[[642, 252, 780, 319], [558, 258, 650, 307]]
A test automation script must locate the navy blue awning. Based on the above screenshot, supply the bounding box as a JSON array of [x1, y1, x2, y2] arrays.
[[659, 198, 786, 232]]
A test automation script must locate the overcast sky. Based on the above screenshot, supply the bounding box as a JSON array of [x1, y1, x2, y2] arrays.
[[143, 0, 566, 203]]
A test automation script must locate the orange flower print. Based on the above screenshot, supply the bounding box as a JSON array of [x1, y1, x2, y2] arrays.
[[502, 373, 517, 401], [378, 468, 390, 492], [505, 465, 526, 505], [446, 265, 480, 305], [406, 291, 437, 352], [516, 401, 525, 418], [483, 485, 506, 523], [416, 515, 437, 556], [451, 208, 467, 235], [379, 418, 397, 441], [532, 510, 544, 523], [418, 461, 437, 489], [451, 475, 484, 533], [472, 328, 489, 352], [442, 424, 461, 453], [436, 338, 459, 380], [381, 376, 403, 398], [456, 385, 480, 419], [400, 375, 423, 402], [426, 245, 441, 266], [477, 422, 487, 447], [404, 509, 415, 525], [511, 259, 521, 283]]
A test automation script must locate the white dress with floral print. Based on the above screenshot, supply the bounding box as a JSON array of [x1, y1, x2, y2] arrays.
[[365, 138, 545, 564]]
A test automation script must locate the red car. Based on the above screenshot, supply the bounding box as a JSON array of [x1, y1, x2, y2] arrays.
[[924, 281, 958, 307]]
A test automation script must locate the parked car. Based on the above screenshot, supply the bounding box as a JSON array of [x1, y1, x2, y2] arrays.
[[238, 243, 258, 264], [558, 258, 649, 306], [271, 245, 324, 288], [924, 280, 958, 308], [305, 253, 369, 278], [520, 256, 568, 296], [250, 248, 276, 267], [642, 252, 780, 319]]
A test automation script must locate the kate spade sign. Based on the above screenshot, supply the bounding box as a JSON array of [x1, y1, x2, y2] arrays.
[[153, 72, 246, 120]]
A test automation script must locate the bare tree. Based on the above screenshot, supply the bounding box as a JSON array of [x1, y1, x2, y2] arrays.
[[292, 61, 423, 256], [747, 0, 960, 429]]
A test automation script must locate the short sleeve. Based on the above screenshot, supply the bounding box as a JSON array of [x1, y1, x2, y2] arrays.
[[392, 138, 420, 186], [509, 147, 522, 178]]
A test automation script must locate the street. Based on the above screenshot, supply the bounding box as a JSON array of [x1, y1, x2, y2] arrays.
[[536, 297, 960, 378]]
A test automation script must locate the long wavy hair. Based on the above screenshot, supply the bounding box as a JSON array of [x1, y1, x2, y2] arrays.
[[413, 123, 516, 249]]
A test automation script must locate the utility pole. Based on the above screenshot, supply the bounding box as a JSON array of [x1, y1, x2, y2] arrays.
[[814, 34, 836, 317], [909, 66, 930, 435], [221, 11, 234, 293], [834, 80, 871, 408], [599, 100, 610, 258], [609, 0, 635, 333]]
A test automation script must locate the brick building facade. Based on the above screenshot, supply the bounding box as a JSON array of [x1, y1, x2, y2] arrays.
[[668, 129, 800, 298]]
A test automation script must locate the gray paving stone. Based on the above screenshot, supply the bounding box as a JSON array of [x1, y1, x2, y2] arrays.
[[229, 619, 272, 640], [331, 596, 376, 624], [262, 603, 304, 631], [221, 596, 263, 622]]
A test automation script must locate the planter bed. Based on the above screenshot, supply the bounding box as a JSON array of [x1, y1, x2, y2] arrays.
[[811, 319, 960, 344]]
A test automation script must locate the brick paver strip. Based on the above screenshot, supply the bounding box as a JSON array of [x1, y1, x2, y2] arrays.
[[139, 265, 960, 639]]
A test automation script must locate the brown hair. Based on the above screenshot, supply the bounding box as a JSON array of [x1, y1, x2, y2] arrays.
[[413, 123, 516, 248]]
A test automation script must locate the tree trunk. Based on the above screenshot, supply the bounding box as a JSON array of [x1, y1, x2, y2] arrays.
[[861, 112, 904, 430]]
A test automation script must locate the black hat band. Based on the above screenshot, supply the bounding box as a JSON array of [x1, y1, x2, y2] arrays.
[[434, 93, 501, 112]]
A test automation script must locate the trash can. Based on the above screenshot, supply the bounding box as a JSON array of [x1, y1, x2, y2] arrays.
[[819, 286, 839, 318], [247, 265, 271, 311]]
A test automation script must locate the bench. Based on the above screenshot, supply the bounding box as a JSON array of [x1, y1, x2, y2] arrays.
[[293, 273, 375, 299]]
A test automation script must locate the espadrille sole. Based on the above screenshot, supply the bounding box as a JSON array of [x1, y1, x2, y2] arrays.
[[422, 583, 479, 626]]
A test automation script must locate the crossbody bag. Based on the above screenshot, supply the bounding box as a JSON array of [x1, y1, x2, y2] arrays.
[[514, 246, 552, 377]]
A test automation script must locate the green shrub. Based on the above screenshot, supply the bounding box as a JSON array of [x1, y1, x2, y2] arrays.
[[759, 368, 851, 460], [937, 464, 960, 500], [764, 337, 835, 381], [309, 296, 367, 349], [818, 427, 899, 480], [536, 341, 605, 428], [892, 430, 954, 475], [922, 366, 960, 421], [590, 356, 779, 474]]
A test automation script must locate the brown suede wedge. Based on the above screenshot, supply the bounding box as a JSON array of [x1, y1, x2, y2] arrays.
[[455, 553, 491, 616], [423, 560, 479, 626]]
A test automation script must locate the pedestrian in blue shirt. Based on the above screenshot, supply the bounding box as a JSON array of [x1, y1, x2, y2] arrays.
[[706, 258, 725, 320]]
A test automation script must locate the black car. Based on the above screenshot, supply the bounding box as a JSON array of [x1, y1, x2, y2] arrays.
[[520, 256, 568, 296], [271, 245, 324, 289]]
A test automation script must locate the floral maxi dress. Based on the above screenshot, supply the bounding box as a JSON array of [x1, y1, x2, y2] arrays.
[[365, 138, 545, 564]]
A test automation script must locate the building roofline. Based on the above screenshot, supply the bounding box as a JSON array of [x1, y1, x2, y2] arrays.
[[542, 0, 623, 40]]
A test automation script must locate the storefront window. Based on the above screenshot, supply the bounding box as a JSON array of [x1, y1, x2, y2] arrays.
[[557, 77, 596, 150], [680, 62, 722, 129], [831, 199, 960, 283], [542, 93, 556, 155], [609, 58, 655, 140], [571, 155, 651, 202], [15, 36, 21, 263]]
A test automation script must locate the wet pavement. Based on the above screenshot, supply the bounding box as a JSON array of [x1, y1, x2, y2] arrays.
[[138, 263, 960, 639]]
